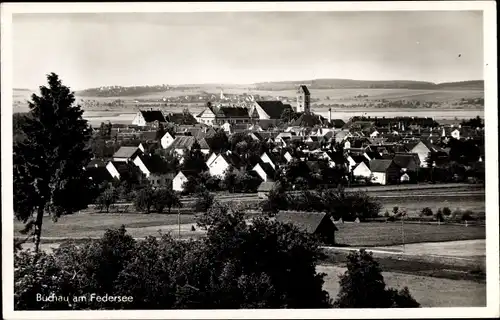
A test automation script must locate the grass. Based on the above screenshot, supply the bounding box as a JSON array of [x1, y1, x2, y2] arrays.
[[318, 265, 486, 307], [335, 222, 485, 247], [14, 213, 196, 238]]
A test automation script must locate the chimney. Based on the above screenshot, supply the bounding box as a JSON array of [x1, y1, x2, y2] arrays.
[[328, 108, 332, 123]]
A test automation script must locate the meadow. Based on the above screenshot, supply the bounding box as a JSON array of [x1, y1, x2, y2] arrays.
[[334, 222, 485, 247], [318, 265, 486, 307]]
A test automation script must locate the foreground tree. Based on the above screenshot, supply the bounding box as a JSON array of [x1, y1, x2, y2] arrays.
[[14, 73, 92, 252], [334, 249, 420, 308], [15, 205, 332, 309]]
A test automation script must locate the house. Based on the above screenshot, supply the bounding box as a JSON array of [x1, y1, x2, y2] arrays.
[[206, 152, 218, 168], [167, 136, 197, 157], [85, 166, 113, 185], [138, 142, 158, 154], [105, 161, 130, 180], [112, 146, 141, 162], [352, 161, 372, 179], [252, 161, 276, 182], [274, 211, 338, 245], [369, 159, 401, 185], [138, 131, 158, 143], [260, 152, 278, 170], [160, 132, 175, 149], [86, 159, 107, 169], [195, 104, 217, 125], [207, 152, 245, 177], [257, 181, 276, 199], [196, 103, 251, 126], [290, 113, 325, 128], [284, 151, 293, 163], [335, 130, 351, 144], [132, 154, 173, 187], [249, 101, 291, 129], [172, 170, 198, 192], [132, 110, 167, 127], [197, 138, 211, 155], [329, 119, 346, 129], [363, 151, 383, 162], [347, 155, 369, 172], [393, 153, 421, 173], [409, 140, 447, 167]]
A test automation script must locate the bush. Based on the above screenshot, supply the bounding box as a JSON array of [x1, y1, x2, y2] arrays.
[[384, 210, 390, 217], [153, 188, 182, 214], [461, 210, 475, 221], [392, 206, 399, 215], [421, 207, 433, 217], [333, 249, 420, 308], [15, 208, 333, 309], [193, 190, 215, 213], [133, 186, 155, 214], [435, 209, 444, 222], [95, 184, 118, 213], [442, 207, 452, 216]]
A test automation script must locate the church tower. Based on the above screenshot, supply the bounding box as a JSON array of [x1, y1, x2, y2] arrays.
[[296, 85, 311, 114]]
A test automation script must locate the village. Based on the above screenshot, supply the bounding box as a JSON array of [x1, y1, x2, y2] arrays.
[[85, 84, 485, 198]]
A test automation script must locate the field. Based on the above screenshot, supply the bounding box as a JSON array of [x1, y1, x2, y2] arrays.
[[318, 265, 486, 307], [13, 87, 484, 108], [13, 213, 197, 239], [335, 222, 485, 247]]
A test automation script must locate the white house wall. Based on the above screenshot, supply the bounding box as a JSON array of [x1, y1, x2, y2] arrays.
[[172, 173, 187, 192], [260, 153, 276, 170], [133, 157, 151, 178], [371, 172, 387, 185], [208, 155, 230, 177], [106, 162, 121, 179], [161, 132, 175, 149], [132, 113, 146, 127], [353, 162, 371, 178]]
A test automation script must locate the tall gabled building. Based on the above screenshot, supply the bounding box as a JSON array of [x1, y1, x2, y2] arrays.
[[296, 85, 311, 114]]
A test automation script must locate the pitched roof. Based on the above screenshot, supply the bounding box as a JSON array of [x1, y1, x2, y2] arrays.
[[298, 85, 310, 95], [198, 138, 211, 150], [257, 161, 276, 178], [109, 161, 130, 176], [255, 101, 289, 119], [86, 166, 113, 183], [291, 113, 324, 127], [257, 181, 276, 192], [168, 136, 196, 150], [113, 146, 140, 159], [364, 151, 382, 160], [140, 110, 166, 123], [393, 153, 420, 168], [218, 106, 250, 118], [140, 131, 158, 142], [350, 155, 369, 165], [275, 211, 337, 234], [137, 155, 169, 174], [419, 139, 446, 153], [369, 159, 397, 172], [177, 170, 199, 179], [86, 159, 107, 168], [330, 119, 346, 128]]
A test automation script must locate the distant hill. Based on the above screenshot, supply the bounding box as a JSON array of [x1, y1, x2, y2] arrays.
[[252, 79, 484, 91], [16, 79, 483, 98]]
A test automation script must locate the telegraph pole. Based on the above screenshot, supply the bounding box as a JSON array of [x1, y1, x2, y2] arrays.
[[401, 210, 406, 252], [178, 207, 181, 239]]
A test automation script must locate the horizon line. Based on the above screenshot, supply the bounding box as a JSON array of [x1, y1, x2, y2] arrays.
[[13, 78, 485, 92]]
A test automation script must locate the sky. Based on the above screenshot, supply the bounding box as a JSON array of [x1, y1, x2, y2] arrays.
[[12, 11, 484, 90]]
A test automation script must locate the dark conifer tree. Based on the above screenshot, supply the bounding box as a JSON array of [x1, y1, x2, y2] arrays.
[[14, 73, 92, 252]]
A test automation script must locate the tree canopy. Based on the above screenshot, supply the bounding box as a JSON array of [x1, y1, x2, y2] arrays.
[[14, 73, 93, 252]]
